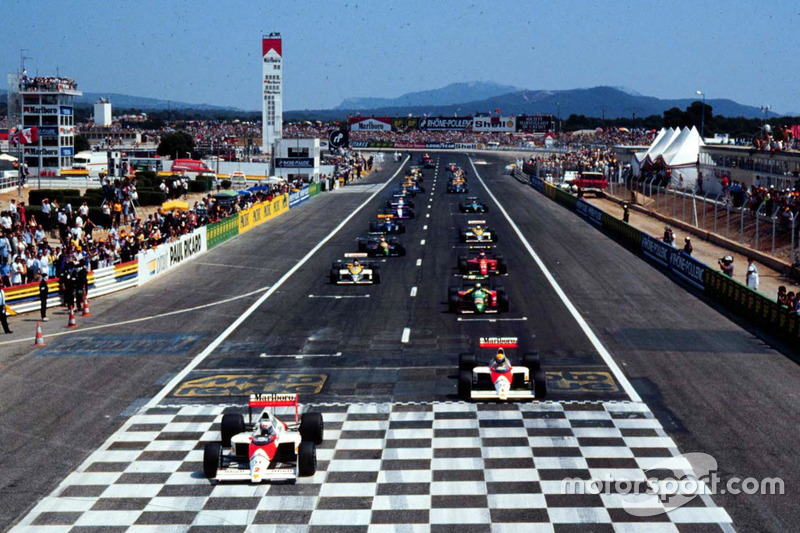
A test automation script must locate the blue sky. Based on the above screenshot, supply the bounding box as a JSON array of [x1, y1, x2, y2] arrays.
[[4, 1, 798, 114]]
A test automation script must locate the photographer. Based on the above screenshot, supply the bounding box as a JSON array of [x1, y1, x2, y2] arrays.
[[718, 255, 734, 277]]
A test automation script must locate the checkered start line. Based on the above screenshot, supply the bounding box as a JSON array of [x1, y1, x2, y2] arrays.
[[11, 401, 733, 533]]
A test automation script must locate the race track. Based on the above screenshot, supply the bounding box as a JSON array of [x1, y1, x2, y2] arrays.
[[1, 153, 798, 532]]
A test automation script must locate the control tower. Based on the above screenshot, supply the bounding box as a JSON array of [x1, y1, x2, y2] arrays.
[[262, 33, 283, 155]]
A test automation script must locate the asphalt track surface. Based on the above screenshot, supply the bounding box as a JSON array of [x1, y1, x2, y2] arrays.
[[0, 152, 797, 532]]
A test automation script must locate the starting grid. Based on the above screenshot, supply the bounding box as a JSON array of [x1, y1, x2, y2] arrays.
[[10, 401, 734, 533]]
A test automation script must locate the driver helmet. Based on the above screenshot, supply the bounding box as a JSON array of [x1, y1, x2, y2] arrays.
[[474, 282, 482, 289], [494, 349, 506, 366], [474, 225, 482, 230], [380, 235, 386, 241], [353, 259, 360, 267], [478, 250, 486, 258], [259, 419, 274, 436]]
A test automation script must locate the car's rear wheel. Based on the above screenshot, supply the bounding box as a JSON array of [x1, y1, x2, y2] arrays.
[[329, 269, 339, 285], [458, 369, 473, 399], [459, 353, 475, 372], [457, 256, 468, 274], [396, 245, 406, 256], [369, 222, 378, 232], [533, 368, 547, 399], [373, 268, 381, 284], [448, 287, 460, 313], [497, 290, 509, 312], [497, 256, 508, 274], [203, 442, 222, 478], [298, 441, 317, 476], [220, 414, 245, 447], [522, 352, 541, 372], [492, 232, 499, 243], [300, 412, 324, 445]]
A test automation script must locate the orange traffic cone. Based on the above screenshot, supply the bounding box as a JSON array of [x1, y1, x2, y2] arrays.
[[81, 298, 92, 317], [33, 322, 46, 346], [67, 306, 77, 329]]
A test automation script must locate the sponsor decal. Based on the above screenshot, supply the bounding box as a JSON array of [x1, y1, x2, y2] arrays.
[[516, 115, 554, 133], [350, 141, 368, 148], [60, 147, 74, 157], [169, 233, 203, 267], [530, 175, 544, 191], [60, 106, 73, 116], [172, 373, 327, 397], [23, 105, 59, 114], [349, 117, 392, 132], [425, 142, 456, 149], [641, 234, 670, 266], [275, 157, 314, 168], [575, 199, 603, 227], [547, 370, 619, 392], [23, 147, 59, 156], [668, 249, 706, 290], [38, 127, 58, 137], [472, 116, 516, 132], [417, 117, 473, 131]]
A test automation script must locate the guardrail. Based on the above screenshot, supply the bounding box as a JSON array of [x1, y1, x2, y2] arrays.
[[519, 169, 800, 347]]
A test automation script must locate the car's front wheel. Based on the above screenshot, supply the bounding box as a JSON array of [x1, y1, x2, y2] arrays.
[[298, 441, 317, 476], [203, 442, 222, 478], [300, 412, 324, 445]]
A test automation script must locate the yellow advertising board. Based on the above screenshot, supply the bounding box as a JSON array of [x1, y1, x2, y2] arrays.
[[238, 194, 289, 233]]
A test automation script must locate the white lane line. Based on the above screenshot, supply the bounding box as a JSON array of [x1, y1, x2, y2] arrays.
[[457, 317, 528, 322], [416, 258, 422, 266], [420, 239, 426, 246], [308, 294, 370, 299], [0, 286, 271, 347], [423, 225, 428, 230], [468, 157, 642, 403], [260, 352, 342, 358], [401, 327, 411, 343], [426, 213, 430, 218], [144, 158, 412, 409], [410, 286, 418, 297]]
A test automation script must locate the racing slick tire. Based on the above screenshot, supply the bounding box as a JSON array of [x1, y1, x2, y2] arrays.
[[522, 352, 541, 372], [459, 232, 467, 243], [459, 353, 476, 372], [373, 267, 381, 284], [357, 240, 367, 252], [300, 412, 324, 445], [459, 204, 466, 213], [497, 290, 510, 312], [448, 287, 460, 313], [203, 442, 223, 478], [329, 268, 339, 285], [491, 232, 498, 243], [298, 441, 317, 476], [497, 256, 508, 274], [458, 256, 468, 274], [369, 222, 378, 232], [395, 245, 407, 256], [221, 413, 245, 447], [533, 368, 547, 399], [458, 369, 473, 399]]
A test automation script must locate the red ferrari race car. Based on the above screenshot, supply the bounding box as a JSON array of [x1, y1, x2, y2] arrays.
[[458, 337, 547, 401], [203, 394, 323, 483], [448, 279, 508, 314], [457, 248, 507, 276]]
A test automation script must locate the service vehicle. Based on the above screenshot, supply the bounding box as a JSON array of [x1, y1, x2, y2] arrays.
[[330, 253, 380, 284], [458, 337, 547, 400], [203, 394, 323, 483], [572, 171, 608, 195]]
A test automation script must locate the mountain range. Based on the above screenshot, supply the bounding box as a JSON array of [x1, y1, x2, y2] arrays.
[[1, 82, 784, 119]]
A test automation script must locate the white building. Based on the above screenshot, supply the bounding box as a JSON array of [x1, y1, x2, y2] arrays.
[[273, 138, 319, 182], [262, 33, 283, 155], [94, 98, 112, 126], [15, 74, 81, 176]]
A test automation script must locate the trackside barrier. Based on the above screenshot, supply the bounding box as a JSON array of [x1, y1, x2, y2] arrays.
[[4, 260, 139, 315], [137, 227, 208, 284], [207, 216, 239, 249], [288, 185, 310, 208], [308, 182, 321, 197], [520, 169, 800, 347], [239, 194, 289, 234]]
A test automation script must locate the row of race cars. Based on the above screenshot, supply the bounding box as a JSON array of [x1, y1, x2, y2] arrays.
[[441, 162, 547, 402], [202, 156, 545, 485]]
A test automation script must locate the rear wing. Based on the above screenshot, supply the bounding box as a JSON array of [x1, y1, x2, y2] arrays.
[[479, 337, 519, 348], [467, 220, 486, 225], [344, 252, 368, 258], [377, 214, 396, 219], [248, 393, 299, 423]]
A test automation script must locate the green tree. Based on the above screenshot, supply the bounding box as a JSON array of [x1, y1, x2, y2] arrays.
[[74, 134, 90, 153], [157, 131, 195, 159]]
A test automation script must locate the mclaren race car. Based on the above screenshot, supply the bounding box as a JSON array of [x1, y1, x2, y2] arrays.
[[357, 232, 407, 256], [203, 394, 323, 483], [459, 197, 489, 213], [460, 220, 498, 243], [448, 278, 508, 314], [330, 253, 380, 284], [369, 214, 405, 234], [457, 249, 507, 276], [458, 338, 547, 401]]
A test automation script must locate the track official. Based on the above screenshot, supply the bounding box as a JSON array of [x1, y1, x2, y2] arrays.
[[0, 286, 11, 334]]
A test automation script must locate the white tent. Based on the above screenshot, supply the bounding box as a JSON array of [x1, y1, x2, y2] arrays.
[[641, 128, 679, 167], [0, 153, 17, 161]]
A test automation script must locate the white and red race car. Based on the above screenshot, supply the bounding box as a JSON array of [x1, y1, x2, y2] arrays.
[[458, 337, 547, 401], [203, 393, 323, 483]]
